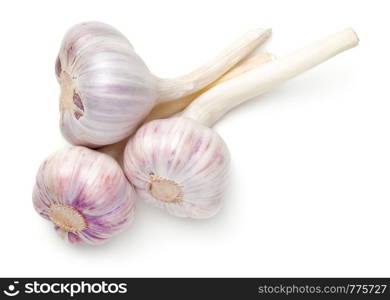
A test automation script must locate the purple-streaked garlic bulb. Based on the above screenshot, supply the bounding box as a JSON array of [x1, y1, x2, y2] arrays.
[[56, 21, 271, 147], [33, 146, 135, 245], [124, 28, 359, 218]]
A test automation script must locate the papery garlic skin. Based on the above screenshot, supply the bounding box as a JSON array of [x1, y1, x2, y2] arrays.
[[124, 118, 230, 218], [57, 22, 157, 147], [33, 146, 135, 244]]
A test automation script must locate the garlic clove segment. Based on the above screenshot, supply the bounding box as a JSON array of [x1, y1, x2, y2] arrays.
[[123, 28, 358, 219], [33, 146, 135, 245], [56, 22, 271, 147], [124, 117, 229, 218]]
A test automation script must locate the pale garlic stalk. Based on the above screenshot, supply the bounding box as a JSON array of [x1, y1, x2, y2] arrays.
[[123, 28, 359, 219], [144, 52, 274, 123], [57, 21, 271, 147], [33, 53, 272, 245]]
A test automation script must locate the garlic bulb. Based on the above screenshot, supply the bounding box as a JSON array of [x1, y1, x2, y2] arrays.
[[124, 28, 359, 218], [33, 147, 135, 245], [124, 118, 229, 218], [56, 21, 271, 147]]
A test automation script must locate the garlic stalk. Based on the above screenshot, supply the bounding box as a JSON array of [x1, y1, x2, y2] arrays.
[[33, 52, 272, 245], [144, 52, 273, 123], [57, 22, 271, 147], [155, 34, 272, 101], [123, 28, 359, 219], [184, 28, 359, 126]]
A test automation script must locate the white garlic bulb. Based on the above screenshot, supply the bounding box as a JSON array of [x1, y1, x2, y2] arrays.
[[124, 117, 230, 218], [56, 22, 157, 147], [33, 146, 135, 245], [56, 21, 271, 147], [124, 29, 359, 218]]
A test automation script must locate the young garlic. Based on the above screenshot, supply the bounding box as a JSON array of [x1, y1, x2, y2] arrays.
[[33, 147, 135, 245], [34, 53, 272, 245], [56, 21, 271, 147], [123, 29, 359, 219]]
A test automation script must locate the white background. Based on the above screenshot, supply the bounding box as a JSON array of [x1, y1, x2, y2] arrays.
[[0, 0, 389, 277]]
